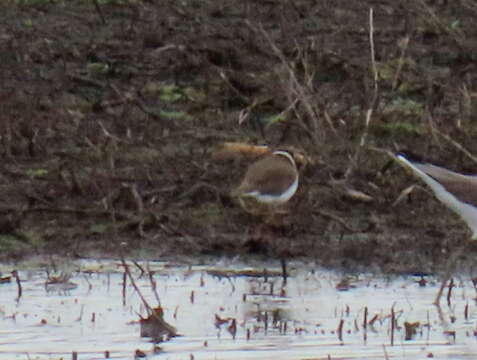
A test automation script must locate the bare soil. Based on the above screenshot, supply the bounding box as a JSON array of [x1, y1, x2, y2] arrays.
[[2, 0, 477, 273]]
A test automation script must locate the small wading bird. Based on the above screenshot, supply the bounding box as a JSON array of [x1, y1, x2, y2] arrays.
[[231, 148, 300, 284], [231, 149, 299, 217], [396, 152, 477, 304], [396, 153, 477, 239]]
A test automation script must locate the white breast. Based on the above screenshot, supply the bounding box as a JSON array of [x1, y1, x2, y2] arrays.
[[248, 177, 299, 204]]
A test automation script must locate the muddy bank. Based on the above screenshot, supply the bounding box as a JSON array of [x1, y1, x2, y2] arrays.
[[1, 1, 477, 272]]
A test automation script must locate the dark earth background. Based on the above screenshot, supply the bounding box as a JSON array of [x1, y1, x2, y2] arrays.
[[2, 0, 477, 274]]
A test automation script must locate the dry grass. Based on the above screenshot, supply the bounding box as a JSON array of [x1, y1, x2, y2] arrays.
[[1, 0, 477, 271]]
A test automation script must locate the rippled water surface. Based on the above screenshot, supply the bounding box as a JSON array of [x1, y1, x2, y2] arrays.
[[0, 260, 476, 359]]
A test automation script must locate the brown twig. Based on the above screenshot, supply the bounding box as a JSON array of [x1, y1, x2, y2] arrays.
[[250, 22, 323, 142], [414, 0, 465, 49], [68, 74, 105, 89], [122, 270, 127, 307], [178, 182, 225, 203], [447, 278, 454, 307], [390, 306, 395, 346], [280, 258, 287, 285], [434, 244, 468, 306], [92, 0, 106, 25], [0, 206, 153, 236], [392, 36, 410, 91], [120, 257, 153, 314], [133, 97, 177, 129], [337, 318, 344, 342], [0, 205, 129, 217], [133, 261, 146, 278], [434, 128, 477, 166], [12, 270, 22, 302], [217, 70, 253, 105], [345, 8, 378, 179], [312, 209, 356, 232], [147, 262, 162, 306], [363, 306, 368, 343]]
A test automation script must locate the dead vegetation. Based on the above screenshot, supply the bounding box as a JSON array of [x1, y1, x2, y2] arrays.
[[1, 0, 477, 272]]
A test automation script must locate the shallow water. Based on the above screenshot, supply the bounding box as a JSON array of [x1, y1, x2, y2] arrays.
[[0, 260, 476, 359]]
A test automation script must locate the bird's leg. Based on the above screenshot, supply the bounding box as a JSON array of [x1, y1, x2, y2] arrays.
[[238, 197, 267, 216], [264, 205, 279, 226], [274, 204, 290, 215]]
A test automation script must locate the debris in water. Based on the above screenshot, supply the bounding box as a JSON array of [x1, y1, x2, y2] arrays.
[[443, 330, 456, 343], [0, 275, 11, 284], [45, 272, 78, 293], [140, 307, 178, 342], [227, 318, 237, 339], [337, 319, 344, 342], [12, 270, 22, 301], [336, 277, 355, 291], [404, 321, 420, 340], [416, 276, 427, 287], [134, 349, 147, 359], [214, 314, 229, 328]]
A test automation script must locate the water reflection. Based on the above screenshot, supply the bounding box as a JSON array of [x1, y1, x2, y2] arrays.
[[0, 260, 475, 359]]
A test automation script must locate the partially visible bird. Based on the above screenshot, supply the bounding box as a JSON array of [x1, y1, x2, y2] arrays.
[[396, 153, 477, 239], [396, 152, 477, 305]]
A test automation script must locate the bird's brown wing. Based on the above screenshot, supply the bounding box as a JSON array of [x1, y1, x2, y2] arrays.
[[236, 155, 297, 196], [415, 163, 477, 207]]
